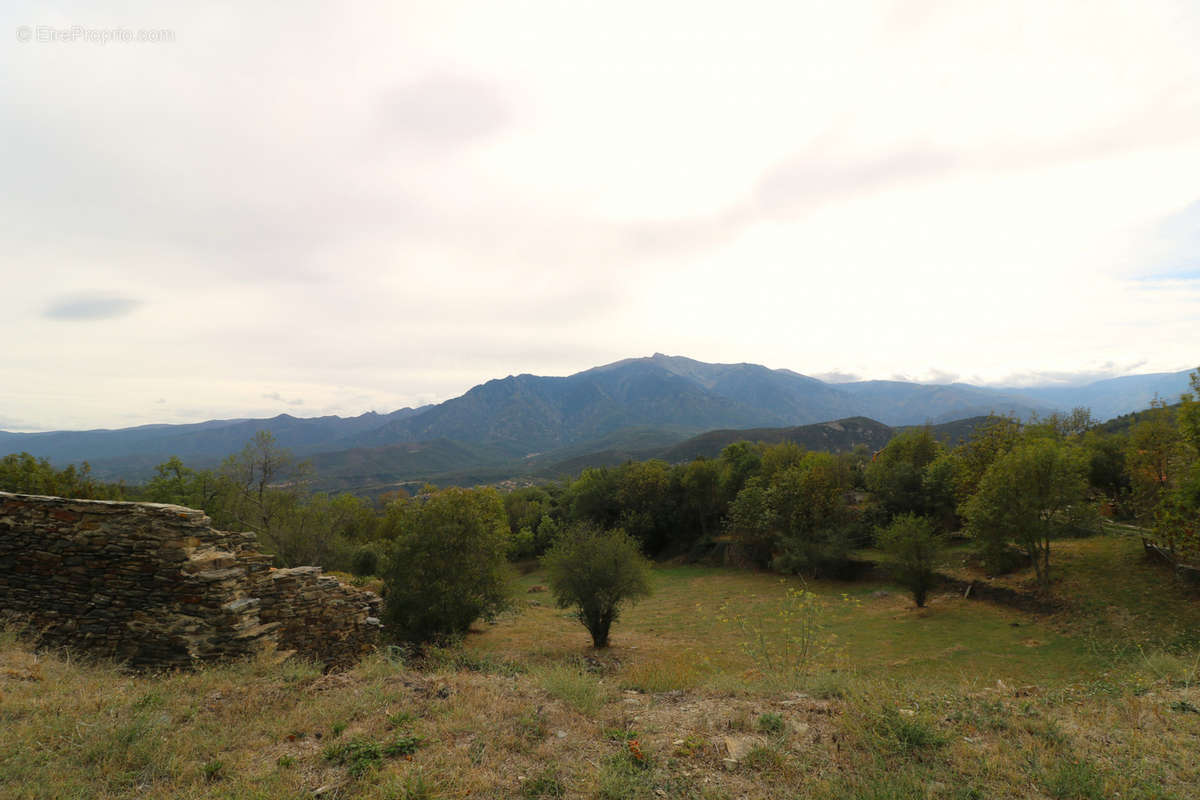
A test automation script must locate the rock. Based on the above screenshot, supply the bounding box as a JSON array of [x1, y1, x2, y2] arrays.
[[0, 491, 381, 670], [722, 735, 762, 763]]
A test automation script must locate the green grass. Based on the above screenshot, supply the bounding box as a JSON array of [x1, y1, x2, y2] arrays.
[[3, 533, 1200, 799], [471, 540, 1140, 693]]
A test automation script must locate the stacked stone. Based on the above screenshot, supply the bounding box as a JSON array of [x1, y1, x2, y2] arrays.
[[0, 491, 380, 670], [256, 566, 382, 669]]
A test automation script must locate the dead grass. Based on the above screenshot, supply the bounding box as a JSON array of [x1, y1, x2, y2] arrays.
[[3, 534, 1200, 798]]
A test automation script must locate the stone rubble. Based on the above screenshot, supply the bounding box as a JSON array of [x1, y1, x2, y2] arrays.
[[0, 491, 381, 669]]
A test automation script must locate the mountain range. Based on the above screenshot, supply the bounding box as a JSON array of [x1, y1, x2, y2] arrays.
[[1, 354, 1193, 491]]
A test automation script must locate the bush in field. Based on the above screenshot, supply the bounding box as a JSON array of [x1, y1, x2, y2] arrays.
[[770, 454, 857, 578], [350, 546, 380, 578], [962, 439, 1095, 588], [541, 524, 651, 648], [877, 514, 944, 608], [382, 487, 514, 644]]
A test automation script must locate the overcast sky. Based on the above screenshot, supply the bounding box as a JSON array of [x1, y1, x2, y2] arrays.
[[3, 1, 1199, 432]]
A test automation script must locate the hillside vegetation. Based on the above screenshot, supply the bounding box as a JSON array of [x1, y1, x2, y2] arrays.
[[3, 533, 1199, 799], [3, 355, 1191, 486], [4, 371, 1200, 797]]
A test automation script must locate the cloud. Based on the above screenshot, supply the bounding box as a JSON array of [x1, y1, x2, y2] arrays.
[[990, 361, 1154, 388], [262, 392, 304, 407], [812, 370, 862, 383], [0, 414, 41, 432], [43, 295, 141, 321], [377, 73, 512, 150], [752, 148, 959, 214]]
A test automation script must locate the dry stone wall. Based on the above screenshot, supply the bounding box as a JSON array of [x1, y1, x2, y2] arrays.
[[0, 491, 381, 669]]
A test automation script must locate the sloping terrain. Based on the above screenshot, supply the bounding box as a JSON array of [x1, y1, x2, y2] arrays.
[[2, 354, 1189, 483]]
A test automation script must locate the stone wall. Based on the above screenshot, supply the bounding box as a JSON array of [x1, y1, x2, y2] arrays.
[[0, 491, 381, 669]]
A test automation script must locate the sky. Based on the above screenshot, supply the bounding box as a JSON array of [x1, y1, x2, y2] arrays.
[[2, 0, 1199, 432]]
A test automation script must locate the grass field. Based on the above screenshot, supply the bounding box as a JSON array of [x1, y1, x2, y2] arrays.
[[3, 533, 1200, 799]]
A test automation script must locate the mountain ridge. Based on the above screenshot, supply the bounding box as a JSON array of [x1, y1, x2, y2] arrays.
[[1, 355, 1193, 482]]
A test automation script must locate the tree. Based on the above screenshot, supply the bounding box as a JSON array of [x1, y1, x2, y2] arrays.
[[217, 431, 313, 562], [614, 459, 678, 555], [962, 440, 1095, 588], [0, 452, 120, 499], [877, 514, 944, 608], [865, 429, 944, 519], [725, 480, 776, 567], [679, 458, 724, 544], [770, 453, 857, 577], [143, 456, 222, 511], [1125, 402, 1186, 534], [540, 524, 652, 648], [952, 415, 1022, 503], [381, 487, 514, 644]]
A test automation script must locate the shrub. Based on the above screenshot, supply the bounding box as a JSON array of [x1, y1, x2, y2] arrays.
[[538, 663, 610, 715], [350, 546, 380, 577], [522, 767, 567, 798], [381, 487, 514, 644], [869, 707, 947, 755], [757, 712, 785, 735], [877, 514, 944, 608], [541, 524, 652, 648], [720, 585, 828, 686]]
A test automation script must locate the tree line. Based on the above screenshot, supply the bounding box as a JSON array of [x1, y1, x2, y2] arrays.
[[2, 369, 1197, 644]]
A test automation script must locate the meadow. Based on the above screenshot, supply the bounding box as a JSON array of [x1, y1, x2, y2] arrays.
[[2, 533, 1199, 799]]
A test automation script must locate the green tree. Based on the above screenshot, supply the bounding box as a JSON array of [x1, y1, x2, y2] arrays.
[[877, 514, 944, 608], [1125, 402, 1185, 531], [614, 459, 678, 554], [0, 452, 121, 499], [962, 440, 1095, 588], [719, 441, 765, 503], [679, 458, 724, 544], [381, 487, 514, 644], [865, 429, 944, 519], [1083, 431, 1130, 507], [216, 431, 314, 563], [565, 467, 622, 530], [770, 452, 856, 577], [951, 415, 1022, 503], [540, 524, 651, 648], [725, 480, 776, 567], [143, 456, 222, 511]]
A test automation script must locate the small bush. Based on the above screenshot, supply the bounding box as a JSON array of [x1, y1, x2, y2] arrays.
[[522, 766, 567, 798], [541, 524, 652, 648], [720, 585, 828, 687], [324, 737, 383, 777], [869, 708, 947, 755], [398, 771, 437, 800], [757, 712, 785, 735], [742, 743, 788, 773], [877, 514, 944, 608], [383, 734, 423, 757], [538, 663, 609, 716], [351, 546, 380, 577], [382, 487, 514, 644], [596, 749, 655, 800], [516, 709, 548, 742], [1042, 758, 1105, 800]]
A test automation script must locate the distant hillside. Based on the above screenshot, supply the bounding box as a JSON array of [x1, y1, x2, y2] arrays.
[[2, 354, 1190, 483], [1003, 369, 1195, 422], [652, 415, 996, 464], [659, 417, 894, 462]]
